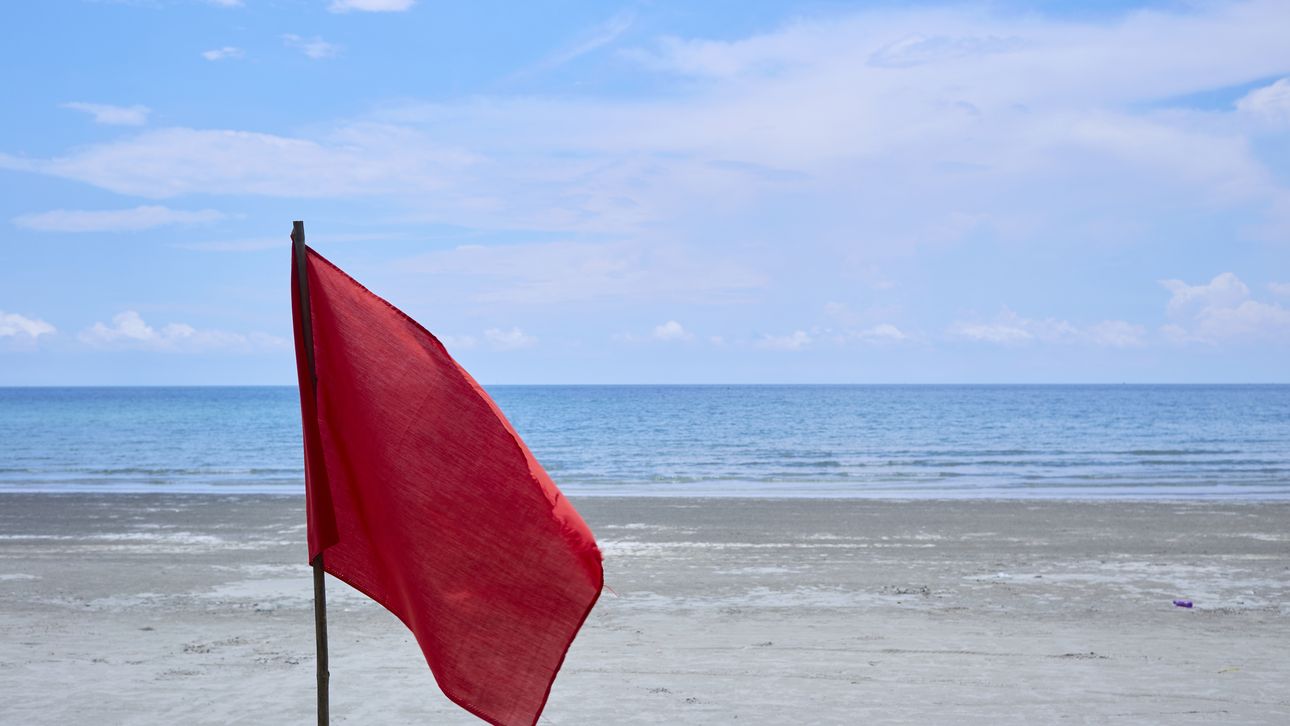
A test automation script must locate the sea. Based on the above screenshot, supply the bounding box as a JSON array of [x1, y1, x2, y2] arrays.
[[1, 385, 1288, 499]]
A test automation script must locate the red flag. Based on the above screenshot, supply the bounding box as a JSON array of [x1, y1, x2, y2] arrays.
[[292, 243, 603, 726]]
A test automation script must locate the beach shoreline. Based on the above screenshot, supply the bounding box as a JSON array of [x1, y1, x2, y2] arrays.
[[1, 494, 1287, 723]]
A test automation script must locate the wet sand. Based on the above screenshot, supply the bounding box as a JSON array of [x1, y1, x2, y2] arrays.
[[1, 494, 1287, 724]]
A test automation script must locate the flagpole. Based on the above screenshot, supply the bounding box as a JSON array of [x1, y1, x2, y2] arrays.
[[293, 220, 330, 726]]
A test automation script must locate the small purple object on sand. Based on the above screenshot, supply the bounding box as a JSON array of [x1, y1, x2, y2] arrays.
[[1173, 599, 1193, 608]]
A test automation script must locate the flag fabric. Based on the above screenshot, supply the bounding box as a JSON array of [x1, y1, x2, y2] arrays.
[[292, 244, 603, 726]]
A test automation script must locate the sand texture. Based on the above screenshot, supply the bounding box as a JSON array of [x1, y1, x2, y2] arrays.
[[1, 494, 1287, 724]]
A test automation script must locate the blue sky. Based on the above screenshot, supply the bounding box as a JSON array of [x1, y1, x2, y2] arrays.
[[2, 0, 1288, 384]]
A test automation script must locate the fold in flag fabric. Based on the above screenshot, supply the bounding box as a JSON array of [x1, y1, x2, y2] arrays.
[[292, 244, 603, 726]]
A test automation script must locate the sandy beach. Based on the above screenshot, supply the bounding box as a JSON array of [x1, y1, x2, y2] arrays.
[[1, 494, 1287, 724]]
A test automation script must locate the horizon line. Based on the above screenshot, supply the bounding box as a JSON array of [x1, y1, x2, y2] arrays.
[[1, 382, 1288, 388]]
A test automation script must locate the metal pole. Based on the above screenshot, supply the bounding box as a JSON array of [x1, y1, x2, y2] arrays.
[[293, 220, 329, 726]]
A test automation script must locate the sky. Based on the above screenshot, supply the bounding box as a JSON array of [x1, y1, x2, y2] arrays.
[[2, 0, 1288, 385]]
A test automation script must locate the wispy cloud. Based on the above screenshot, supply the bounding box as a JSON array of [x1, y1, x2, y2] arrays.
[[949, 316, 1036, 345], [1236, 77, 1290, 124], [79, 311, 286, 352], [61, 102, 149, 126], [850, 323, 908, 343], [518, 10, 636, 78], [756, 330, 811, 350], [12, 1, 1288, 249], [1085, 320, 1148, 348], [483, 327, 536, 350], [329, 0, 415, 12], [652, 320, 693, 341], [0, 126, 475, 199], [3, 2, 1290, 359], [400, 240, 765, 305], [949, 309, 1144, 347], [202, 46, 244, 62], [13, 205, 225, 232], [0, 311, 56, 339], [867, 33, 1025, 69], [283, 34, 340, 60]]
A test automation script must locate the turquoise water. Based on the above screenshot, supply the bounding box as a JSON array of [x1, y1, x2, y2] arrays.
[[1, 385, 1287, 498]]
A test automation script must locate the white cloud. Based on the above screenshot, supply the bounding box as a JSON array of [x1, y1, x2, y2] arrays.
[[202, 47, 244, 62], [518, 10, 635, 77], [867, 34, 1025, 69], [950, 309, 1143, 347], [652, 320, 693, 341], [1, 3, 1280, 219], [0, 126, 474, 199], [1236, 77, 1290, 125], [401, 240, 764, 305], [1161, 271, 1250, 316], [329, 0, 415, 12], [614, 321, 710, 344], [0, 311, 56, 339], [79, 311, 286, 352], [1, 0, 1288, 270], [484, 327, 536, 350], [1086, 320, 1147, 348], [853, 323, 908, 343], [13, 205, 225, 232], [949, 316, 1034, 345], [945, 276, 1286, 348], [629, 3, 1290, 101], [822, 302, 910, 343], [62, 102, 149, 126], [82, 311, 160, 344], [1160, 273, 1290, 343], [206, 0, 244, 6], [1270, 282, 1290, 298], [283, 34, 340, 60], [756, 330, 811, 350]]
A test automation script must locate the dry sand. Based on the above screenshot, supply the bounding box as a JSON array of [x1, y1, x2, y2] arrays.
[[1, 494, 1287, 724]]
